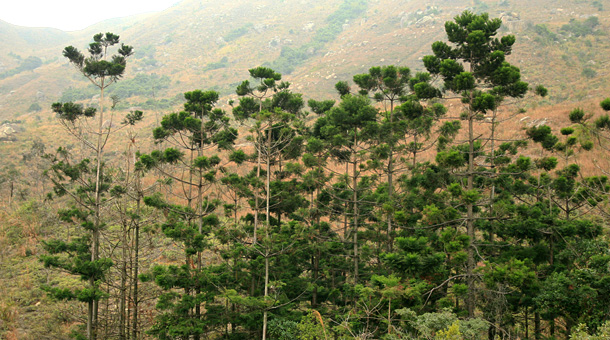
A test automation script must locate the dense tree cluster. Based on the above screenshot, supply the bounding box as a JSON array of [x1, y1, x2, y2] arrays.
[[34, 11, 610, 340]]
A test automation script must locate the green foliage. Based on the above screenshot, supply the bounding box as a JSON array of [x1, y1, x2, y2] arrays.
[[394, 309, 487, 340], [152, 89, 236, 149], [140, 85, 243, 338], [134, 44, 156, 59], [235, 67, 282, 98], [59, 86, 98, 102], [527, 125, 558, 150], [570, 321, 610, 339], [434, 322, 462, 340], [313, 94, 378, 147], [268, 317, 299, 339], [582, 67, 597, 79], [28, 102, 42, 112], [223, 23, 254, 42], [62, 32, 133, 88], [424, 11, 530, 107], [105, 73, 170, 98], [0, 56, 42, 79], [296, 311, 329, 340], [122, 110, 143, 125], [600, 98, 610, 111], [569, 108, 585, 123], [38, 32, 139, 340], [204, 56, 229, 71], [533, 24, 558, 45], [535, 85, 549, 97], [561, 16, 600, 37], [308, 99, 335, 114], [40, 232, 113, 303], [60, 73, 171, 102]]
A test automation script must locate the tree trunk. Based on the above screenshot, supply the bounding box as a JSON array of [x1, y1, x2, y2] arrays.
[[466, 114, 476, 318], [489, 109, 497, 245], [534, 311, 541, 340], [254, 135, 261, 244], [119, 221, 128, 340], [89, 80, 106, 340], [262, 120, 274, 340], [132, 196, 140, 340], [352, 142, 359, 284], [312, 192, 320, 309], [253, 101, 264, 245], [9, 180, 14, 207], [387, 100, 394, 252], [266, 120, 272, 230], [262, 251, 270, 340], [525, 307, 529, 340], [194, 109, 205, 340], [344, 162, 349, 238], [412, 134, 418, 168], [312, 254, 318, 308], [387, 297, 392, 335]]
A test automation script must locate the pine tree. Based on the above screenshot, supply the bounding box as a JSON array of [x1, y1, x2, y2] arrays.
[[311, 93, 378, 285], [422, 11, 533, 317], [42, 32, 135, 340], [233, 67, 283, 244], [233, 68, 308, 339], [139, 89, 236, 339]]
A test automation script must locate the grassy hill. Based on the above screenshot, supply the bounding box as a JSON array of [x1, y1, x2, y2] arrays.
[[0, 0, 607, 121], [0, 0, 608, 175]]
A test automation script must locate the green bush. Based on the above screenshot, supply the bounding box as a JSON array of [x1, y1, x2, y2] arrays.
[[204, 56, 229, 71], [570, 321, 610, 340], [0, 56, 43, 79], [582, 67, 597, 78], [28, 103, 42, 112], [223, 23, 253, 42], [561, 16, 600, 37], [533, 24, 558, 45]]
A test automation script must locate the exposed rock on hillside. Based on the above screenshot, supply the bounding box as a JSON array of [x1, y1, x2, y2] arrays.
[[0, 123, 23, 141], [500, 12, 523, 31]]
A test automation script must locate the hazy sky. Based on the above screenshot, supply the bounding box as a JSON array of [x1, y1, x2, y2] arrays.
[[0, 0, 181, 31]]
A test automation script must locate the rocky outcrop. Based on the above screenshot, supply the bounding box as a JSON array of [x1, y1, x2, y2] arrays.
[[302, 22, 315, 32], [399, 6, 439, 28], [0, 123, 23, 142], [499, 12, 523, 32]]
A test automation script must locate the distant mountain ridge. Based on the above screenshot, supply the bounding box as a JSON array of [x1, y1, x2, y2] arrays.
[[0, 19, 70, 62]]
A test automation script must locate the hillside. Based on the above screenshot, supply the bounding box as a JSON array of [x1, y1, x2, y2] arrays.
[[0, 0, 608, 123]]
